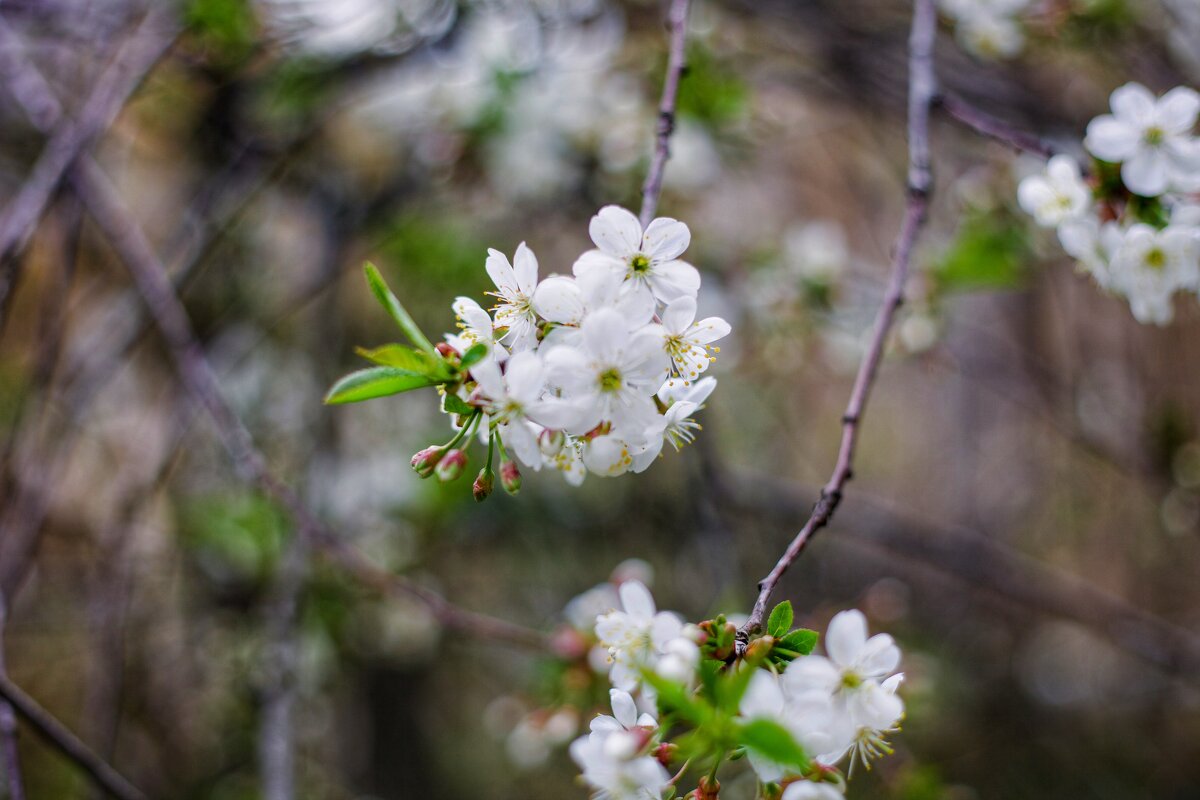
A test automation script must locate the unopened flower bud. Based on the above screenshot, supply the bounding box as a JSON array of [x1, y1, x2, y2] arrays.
[[435, 342, 455, 358], [410, 446, 443, 478], [683, 623, 707, 645], [500, 458, 522, 495], [653, 742, 678, 768], [697, 776, 720, 800], [745, 635, 774, 663], [435, 449, 467, 482], [472, 469, 494, 502], [538, 428, 566, 456], [550, 626, 588, 660]]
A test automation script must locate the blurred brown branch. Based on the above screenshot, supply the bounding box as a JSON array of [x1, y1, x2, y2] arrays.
[[740, 0, 939, 641], [0, 672, 146, 800], [639, 0, 692, 227]]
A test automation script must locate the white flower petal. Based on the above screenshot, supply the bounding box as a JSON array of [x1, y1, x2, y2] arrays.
[[1084, 116, 1139, 162], [647, 259, 701, 302], [532, 276, 585, 324], [825, 609, 869, 669], [618, 580, 656, 620], [642, 217, 691, 261], [589, 205, 643, 258]]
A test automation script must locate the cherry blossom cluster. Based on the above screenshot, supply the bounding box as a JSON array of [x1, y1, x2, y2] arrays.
[[938, 0, 1032, 60], [569, 580, 905, 800], [1018, 83, 1200, 325], [325, 206, 730, 498]]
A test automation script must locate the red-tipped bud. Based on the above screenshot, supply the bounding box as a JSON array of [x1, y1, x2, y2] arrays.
[[500, 459, 522, 495], [435, 449, 467, 482], [435, 342, 455, 358], [653, 742, 679, 768], [549, 625, 588, 660], [697, 776, 721, 800], [745, 635, 775, 663], [410, 446, 443, 478], [472, 468, 494, 502], [538, 428, 566, 456]]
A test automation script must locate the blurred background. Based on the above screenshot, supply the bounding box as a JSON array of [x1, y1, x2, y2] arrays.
[[1, 0, 1200, 797]]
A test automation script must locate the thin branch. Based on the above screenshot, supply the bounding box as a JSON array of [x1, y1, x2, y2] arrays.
[[0, 673, 146, 800], [0, 596, 24, 800], [68, 159, 548, 651], [638, 0, 692, 228], [740, 0, 938, 640], [0, 9, 176, 332], [728, 469, 1200, 680], [937, 92, 1056, 159]]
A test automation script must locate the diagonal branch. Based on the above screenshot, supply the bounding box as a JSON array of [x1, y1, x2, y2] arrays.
[[638, 0, 692, 227], [937, 92, 1056, 158], [70, 159, 548, 650], [0, 673, 146, 800], [0, 9, 176, 332], [740, 0, 939, 640]]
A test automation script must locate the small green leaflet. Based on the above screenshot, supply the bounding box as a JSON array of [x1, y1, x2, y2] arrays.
[[736, 718, 809, 773], [363, 263, 438, 356], [442, 394, 475, 416], [324, 367, 438, 405], [459, 343, 489, 369], [767, 601, 793, 638], [355, 344, 433, 371]]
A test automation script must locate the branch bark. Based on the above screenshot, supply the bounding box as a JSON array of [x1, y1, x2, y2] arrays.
[[0, 9, 176, 332], [638, 0, 692, 228], [0, 673, 146, 800], [740, 0, 938, 641]]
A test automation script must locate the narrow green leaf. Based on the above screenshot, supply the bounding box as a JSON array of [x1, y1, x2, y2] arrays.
[[363, 263, 437, 356], [737, 719, 809, 773], [442, 393, 475, 416], [355, 343, 432, 370], [778, 628, 818, 656], [767, 601, 793, 639], [642, 671, 713, 727], [459, 343, 489, 369], [324, 367, 437, 405]]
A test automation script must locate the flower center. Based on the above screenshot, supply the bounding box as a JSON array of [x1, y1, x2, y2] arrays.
[[1144, 126, 1165, 146], [1145, 247, 1167, 270], [841, 670, 863, 690], [628, 253, 651, 275], [599, 368, 623, 392]]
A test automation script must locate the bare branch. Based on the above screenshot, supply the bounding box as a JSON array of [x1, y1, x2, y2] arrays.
[[0, 673, 146, 800], [69, 158, 549, 650], [740, 0, 938, 640], [638, 0, 692, 228], [938, 92, 1056, 158], [0, 9, 176, 331]]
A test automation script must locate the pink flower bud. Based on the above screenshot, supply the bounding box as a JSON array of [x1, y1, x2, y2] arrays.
[[435, 449, 467, 482], [410, 446, 443, 478], [472, 468, 494, 502], [500, 459, 522, 495]]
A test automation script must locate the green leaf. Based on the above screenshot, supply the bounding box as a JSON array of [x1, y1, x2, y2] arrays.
[[778, 628, 818, 657], [737, 719, 809, 774], [442, 393, 475, 416], [363, 263, 438, 356], [643, 671, 713, 727], [767, 601, 793, 639], [934, 212, 1031, 293], [324, 367, 436, 405], [355, 344, 432, 370], [459, 343, 489, 369]]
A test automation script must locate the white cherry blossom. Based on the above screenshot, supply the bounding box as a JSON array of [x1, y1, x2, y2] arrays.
[[1085, 83, 1200, 196], [659, 296, 730, 380], [542, 308, 670, 435], [576, 205, 702, 307], [1108, 223, 1198, 324], [471, 350, 581, 467], [784, 610, 904, 769], [594, 580, 684, 692], [1018, 155, 1091, 227], [485, 243, 542, 352], [450, 296, 508, 361], [589, 689, 657, 744], [569, 732, 670, 800], [782, 782, 846, 800]]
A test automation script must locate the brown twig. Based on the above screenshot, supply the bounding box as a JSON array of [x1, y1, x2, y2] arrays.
[[638, 0, 692, 228], [0, 9, 176, 332], [0, 673, 146, 800], [69, 159, 548, 650], [740, 0, 938, 641], [938, 92, 1056, 159]]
